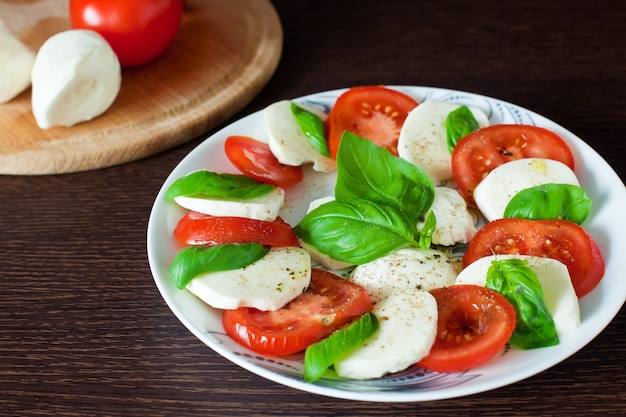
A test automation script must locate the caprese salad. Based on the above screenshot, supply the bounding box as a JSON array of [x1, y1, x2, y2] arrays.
[[163, 85, 605, 382]]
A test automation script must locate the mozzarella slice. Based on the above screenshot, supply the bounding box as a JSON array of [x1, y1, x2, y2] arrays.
[[334, 289, 437, 379], [397, 100, 489, 183], [307, 195, 335, 211], [0, 20, 35, 103], [421, 187, 477, 246], [186, 247, 311, 311], [299, 241, 353, 271], [455, 254, 580, 335], [473, 158, 579, 221], [174, 187, 285, 221], [31, 29, 121, 129], [264, 100, 336, 172], [349, 248, 457, 303]]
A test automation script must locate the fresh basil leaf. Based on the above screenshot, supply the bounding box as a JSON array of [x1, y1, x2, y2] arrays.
[[445, 105, 479, 153], [417, 210, 436, 250], [335, 132, 434, 224], [304, 312, 379, 382], [291, 102, 330, 157], [486, 258, 559, 349], [165, 170, 275, 201], [503, 183, 592, 224], [169, 243, 270, 289], [294, 198, 419, 264]]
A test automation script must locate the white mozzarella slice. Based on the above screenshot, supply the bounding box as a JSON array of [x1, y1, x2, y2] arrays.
[[186, 247, 311, 311], [349, 248, 457, 303], [299, 241, 353, 271], [421, 187, 477, 246], [397, 100, 489, 183], [173, 187, 285, 221], [334, 289, 438, 379], [473, 157, 579, 221], [264, 100, 336, 172], [455, 254, 580, 335], [307, 195, 335, 211]]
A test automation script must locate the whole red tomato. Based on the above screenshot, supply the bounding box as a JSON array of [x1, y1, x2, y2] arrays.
[[69, 0, 184, 67]]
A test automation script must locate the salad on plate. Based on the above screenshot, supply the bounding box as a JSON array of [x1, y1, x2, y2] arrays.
[[147, 85, 624, 402]]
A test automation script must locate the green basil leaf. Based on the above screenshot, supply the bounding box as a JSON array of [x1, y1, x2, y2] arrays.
[[418, 210, 436, 250], [165, 170, 275, 201], [335, 131, 434, 224], [291, 102, 330, 157], [294, 198, 419, 264], [304, 312, 379, 382], [503, 183, 592, 225], [169, 243, 270, 289], [445, 105, 480, 153], [486, 258, 559, 349]]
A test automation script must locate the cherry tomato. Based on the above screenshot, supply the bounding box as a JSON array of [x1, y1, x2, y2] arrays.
[[222, 268, 373, 355], [451, 124, 575, 204], [224, 135, 304, 187], [174, 211, 299, 247], [326, 86, 419, 158], [463, 218, 605, 297], [69, 0, 183, 67], [418, 285, 516, 373]]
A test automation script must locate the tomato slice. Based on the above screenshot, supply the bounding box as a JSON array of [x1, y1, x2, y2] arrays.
[[174, 211, 299, 247], [463, 218, 605, 297], [224, 135, 304, 187], [222, 268, 373, 355], [418, 285, 516, 373], [451, 124, 575, 204], [326, 86, 419, 158]]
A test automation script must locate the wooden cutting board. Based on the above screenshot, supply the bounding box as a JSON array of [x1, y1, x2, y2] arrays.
[[0, 0, 283, 175]]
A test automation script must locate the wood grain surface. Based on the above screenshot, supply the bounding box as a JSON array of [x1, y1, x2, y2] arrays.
[[0, 0, 624, 416], [0, 0, 282, 175]]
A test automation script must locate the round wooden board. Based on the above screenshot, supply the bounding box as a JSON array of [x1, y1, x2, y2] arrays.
[[0, 0, 283, 175]]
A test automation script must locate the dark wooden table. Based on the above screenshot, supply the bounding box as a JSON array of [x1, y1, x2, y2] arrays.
[[2, 1, 624, 416]]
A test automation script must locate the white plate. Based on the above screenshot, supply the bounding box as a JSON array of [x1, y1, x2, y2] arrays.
[[147, 86, 626, 402]]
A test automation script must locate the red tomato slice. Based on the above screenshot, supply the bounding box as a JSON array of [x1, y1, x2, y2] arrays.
[[418, 285, 516, 373], [224, 135, 304, 187], [222, 268, 373, 355], [174, 211, 300, 247], [326, 86, 419, 158], [451, 124, 575, 204], [463, 218, 605, 297]]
